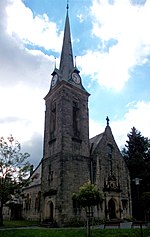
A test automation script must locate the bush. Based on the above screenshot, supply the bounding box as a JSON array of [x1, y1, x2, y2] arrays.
[[64, 218, 85, 227]]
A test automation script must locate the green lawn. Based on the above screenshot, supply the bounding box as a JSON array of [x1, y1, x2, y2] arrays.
[[1, 220, 40, 228], [0, 228, 150, 237], [0, 220, 150, 237]]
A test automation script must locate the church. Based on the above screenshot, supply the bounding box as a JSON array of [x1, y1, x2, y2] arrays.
[[21, 7, 132, 226]]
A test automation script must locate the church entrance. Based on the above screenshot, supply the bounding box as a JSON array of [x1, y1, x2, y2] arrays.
[[49, 201, 54, 221], [108, 199, 116, 219], [44, 199, 54, 222]]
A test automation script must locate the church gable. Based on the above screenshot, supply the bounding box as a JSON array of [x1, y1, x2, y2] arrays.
[[90, 120, 131, 220], [26, 163, 41, 188], [90, 123, 124, 164], [90, 123, 129, 185], [21, 163, 42, 221]]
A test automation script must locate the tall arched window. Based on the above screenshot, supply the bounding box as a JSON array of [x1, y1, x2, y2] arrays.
[[73, 101, 80, 138], [50, 102, 56, 140], [107, 144, 113, 175]]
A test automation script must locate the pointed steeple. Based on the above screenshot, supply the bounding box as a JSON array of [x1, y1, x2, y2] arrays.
[[49, 4, 89, 94], [59, 7, 74, 81]]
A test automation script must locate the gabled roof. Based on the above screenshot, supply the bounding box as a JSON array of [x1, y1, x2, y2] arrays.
[[90, 124, 122, 156], [23, 161, 41, 189], [90, 132, 104, 154]]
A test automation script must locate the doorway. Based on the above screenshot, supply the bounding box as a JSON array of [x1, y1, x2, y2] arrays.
[[49, 201, 54, 221], [108, 199, 116, 219]]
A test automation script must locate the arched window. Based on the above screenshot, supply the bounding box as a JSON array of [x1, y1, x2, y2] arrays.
[[107, 144, 113, 175], [50, 102, 56, 140], [25, 194, 31, 211], [73, 101, 80, 138], [107, 144, 113, 157]]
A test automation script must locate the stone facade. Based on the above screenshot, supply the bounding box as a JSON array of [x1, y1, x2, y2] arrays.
[[22, 163, 41, 221], [21, 9, 132, 226], [90, 125, 132, 220]]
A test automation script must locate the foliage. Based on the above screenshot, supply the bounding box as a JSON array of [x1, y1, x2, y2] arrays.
[[0, 135, 30, 183], [0, 135, 30, 225], [122, 127, 150, 219], [141, 192, 150, 213], [65, 218, 85, 227], [122, 127, 150, 184], [73, 182, 103, 237], [73, 181, 103, 209]]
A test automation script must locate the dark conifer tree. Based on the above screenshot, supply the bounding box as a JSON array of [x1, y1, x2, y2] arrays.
[[122, 127, 150, 220]]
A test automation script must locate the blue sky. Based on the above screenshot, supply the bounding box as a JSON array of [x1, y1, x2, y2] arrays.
[[0, 0, 150, 166]]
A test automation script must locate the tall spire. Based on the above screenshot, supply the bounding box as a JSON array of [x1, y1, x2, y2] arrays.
[[59, 5, 74, 81]]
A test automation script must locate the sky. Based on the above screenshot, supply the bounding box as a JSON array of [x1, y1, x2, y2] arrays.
[[0, 0, 150, 167]]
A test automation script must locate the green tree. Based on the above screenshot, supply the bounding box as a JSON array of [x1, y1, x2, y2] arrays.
[[141, 192, 150, 222], [73, 181, 102, 237], [0, 135, 30, 226], [122, 127, 150, 219]]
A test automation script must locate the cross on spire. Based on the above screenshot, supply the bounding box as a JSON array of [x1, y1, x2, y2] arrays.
[[74, 56, 77, 67], [67, 0, 69, 10], [106, 116, 110, 126]]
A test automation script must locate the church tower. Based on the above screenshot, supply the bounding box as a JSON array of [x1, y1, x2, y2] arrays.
[[41, 7, 90, 226]]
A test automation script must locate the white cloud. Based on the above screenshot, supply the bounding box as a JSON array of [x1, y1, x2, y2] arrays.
[[0, 86, 45, 141], [89, 118, 105, 138], [77, 13, 84, 23], [122, 100, 150, 137], [0, 85, 45, 166], [6, 0, 63, 51], [79, 0, 150, 91]]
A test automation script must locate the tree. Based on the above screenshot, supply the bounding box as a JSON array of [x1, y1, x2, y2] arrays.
[[73, 181, 102, 237], [141, 192, 150, 222], [0, 135, 30, 226], [122, 127, 150, 219]]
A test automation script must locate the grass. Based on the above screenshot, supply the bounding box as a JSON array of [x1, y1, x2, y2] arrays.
[[1, 220, 40, 228], [0, 229, 150, 237], [0, 220, 150, 237]]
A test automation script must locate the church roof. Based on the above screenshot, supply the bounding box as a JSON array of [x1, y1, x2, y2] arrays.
[[90, 121, 122, 157], [90, 132, 104, 154], [48, 7, 88, 95], [23, 162, 41, 189], [90, 118, 114, 154], [59, 10, 74, 81]]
